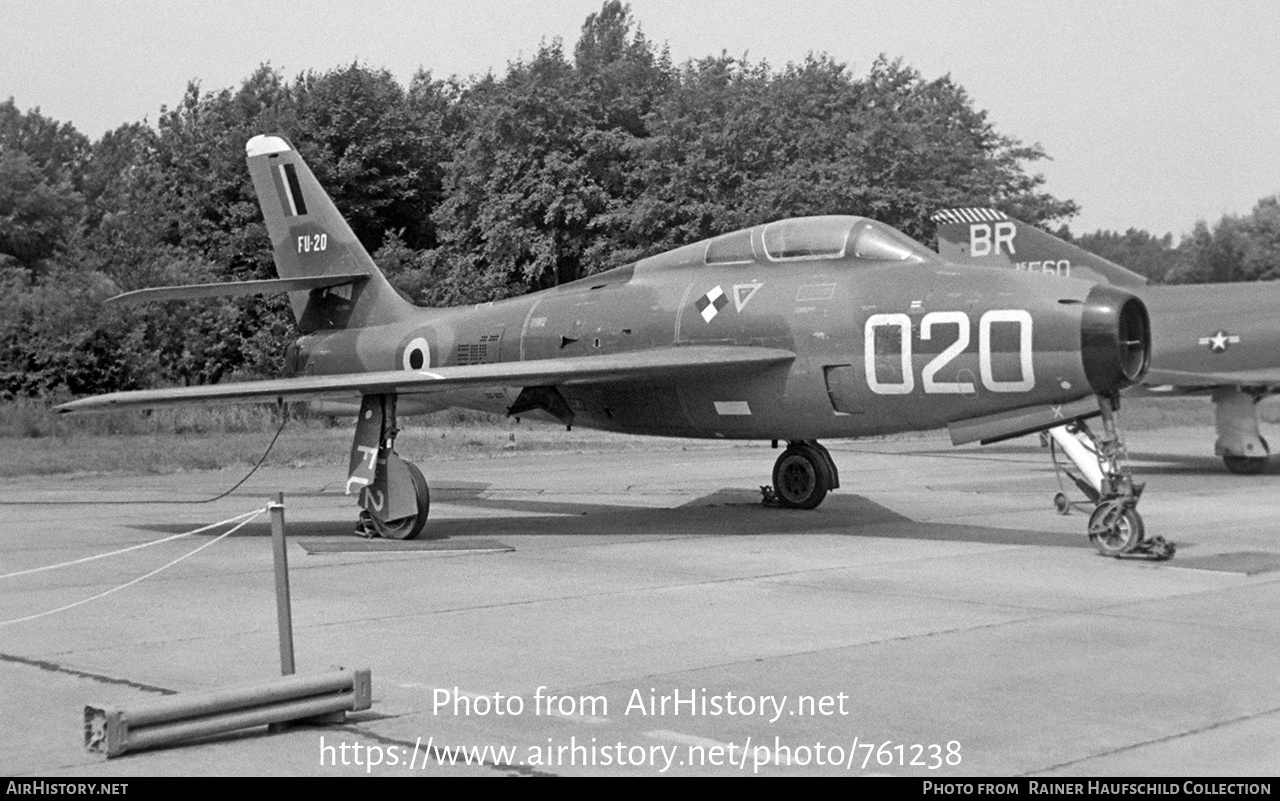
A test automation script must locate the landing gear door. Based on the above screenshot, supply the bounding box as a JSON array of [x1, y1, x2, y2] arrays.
[[346, 395, 382, 494], [364, 450, 419, 523]]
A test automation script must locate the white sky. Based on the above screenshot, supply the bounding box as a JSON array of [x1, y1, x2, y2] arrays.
[[3, 0, 1278, 237]]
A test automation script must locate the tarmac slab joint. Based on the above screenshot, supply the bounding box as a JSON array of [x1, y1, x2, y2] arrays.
[[297, 537, 514, 554], [1165, 551, 1280, 576]]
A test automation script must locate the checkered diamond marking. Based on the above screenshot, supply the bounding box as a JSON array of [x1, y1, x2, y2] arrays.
[[696, 286, 729, 322]]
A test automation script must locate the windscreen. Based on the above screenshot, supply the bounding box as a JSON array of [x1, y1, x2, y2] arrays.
[[851, 223, 930, 262]]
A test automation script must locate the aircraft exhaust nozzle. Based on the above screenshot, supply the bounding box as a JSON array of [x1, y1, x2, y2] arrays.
[[1080, 284, 1151, 394]]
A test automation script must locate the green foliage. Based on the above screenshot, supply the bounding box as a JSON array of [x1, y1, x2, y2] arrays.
[[373, 228, 433, 302], [1163, 196, 1280, 284], [0, 98, 91, 184], [293, 63, 450, 252], [0, 150, 84, 271], [0, 101, 90, 273], [1073, 228, 1181, 283], [0, 265, 141, 398], [1068, 195, 1280, 285]]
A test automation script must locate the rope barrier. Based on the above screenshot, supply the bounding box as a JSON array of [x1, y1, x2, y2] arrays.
[[0, 506, 268, 627], [0, 507, 266, 581]]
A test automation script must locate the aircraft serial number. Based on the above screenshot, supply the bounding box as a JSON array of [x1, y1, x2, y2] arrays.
[[865, 309, 1033, 395], [297, 233, 328, 253], [1016, 260, 1070, 277]]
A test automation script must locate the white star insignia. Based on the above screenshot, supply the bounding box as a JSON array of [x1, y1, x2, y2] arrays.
[[1197, 330, 1240, 353]]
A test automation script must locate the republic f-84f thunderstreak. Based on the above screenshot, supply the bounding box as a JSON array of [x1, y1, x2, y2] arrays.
[[58, 135, 1170, 558]]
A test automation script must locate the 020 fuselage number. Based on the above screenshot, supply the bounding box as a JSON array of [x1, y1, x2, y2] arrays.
[[865, 309, 1034, 395]]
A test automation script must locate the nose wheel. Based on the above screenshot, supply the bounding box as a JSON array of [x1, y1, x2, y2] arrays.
[[1087, 502, 1144, 556]]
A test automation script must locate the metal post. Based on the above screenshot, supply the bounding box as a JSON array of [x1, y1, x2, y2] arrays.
[[269, 493, 295, 676]]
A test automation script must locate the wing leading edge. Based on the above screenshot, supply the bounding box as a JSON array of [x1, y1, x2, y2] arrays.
[[1142, 366, 1280, 389], [55, 345, 796, 414]]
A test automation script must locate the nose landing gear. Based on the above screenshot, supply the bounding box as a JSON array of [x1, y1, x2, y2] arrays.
[[1052, 395, 1175, 560]]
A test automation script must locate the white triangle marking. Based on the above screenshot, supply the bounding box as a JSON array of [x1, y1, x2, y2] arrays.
[[733, 282, 762, 312]]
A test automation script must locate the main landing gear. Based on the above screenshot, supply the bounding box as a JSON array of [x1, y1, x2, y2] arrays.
[[1049, 395, 1174, 560], [762, 440, 840, 509], [1214, 387, 1270, 475], [347, 394, 431, 539]]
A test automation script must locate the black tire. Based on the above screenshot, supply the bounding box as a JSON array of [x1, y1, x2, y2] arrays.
[[1223, 453, 1268, 475], [772, 445, 832, 509], [1088, 504, 1144, 557], [371, 460, 431, 540]]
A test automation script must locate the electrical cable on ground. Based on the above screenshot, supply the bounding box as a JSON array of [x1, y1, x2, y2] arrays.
[[0, 409, 289, 505]]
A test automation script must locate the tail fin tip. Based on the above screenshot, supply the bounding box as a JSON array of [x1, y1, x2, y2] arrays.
[[930, 208, 1010, 225], [246, 134, 292, 157]]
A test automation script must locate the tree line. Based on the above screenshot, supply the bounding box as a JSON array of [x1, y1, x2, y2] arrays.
[[1, 2, 1274, 401], [1065, 195, 1280, 284]]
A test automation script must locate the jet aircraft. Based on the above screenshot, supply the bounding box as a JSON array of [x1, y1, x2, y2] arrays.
[[57, 136, 1171, 558], [933, 208, 1280, 481]]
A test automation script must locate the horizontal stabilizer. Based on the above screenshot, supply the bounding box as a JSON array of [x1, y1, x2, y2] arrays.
[[56, 345, 796, 414], [106, 273, 370, 306]]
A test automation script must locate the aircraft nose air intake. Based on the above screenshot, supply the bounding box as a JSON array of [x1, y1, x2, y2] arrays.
[[1079, 284, 1150, 394]]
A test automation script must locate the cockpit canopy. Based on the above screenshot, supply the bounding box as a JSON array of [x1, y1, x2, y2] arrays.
[[704, 215, 931, 266]]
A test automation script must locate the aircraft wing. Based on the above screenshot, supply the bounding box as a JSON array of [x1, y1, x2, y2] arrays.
[[1142, 366, 1280, 389], [55, 345, 796, 413]]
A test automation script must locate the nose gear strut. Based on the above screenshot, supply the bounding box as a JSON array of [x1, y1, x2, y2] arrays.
[[1052, 395, 1174, 560]]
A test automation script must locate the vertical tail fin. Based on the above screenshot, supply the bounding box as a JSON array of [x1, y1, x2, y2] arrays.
[[931, 208, 1147, 288], [246, 134, 414, 331]]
